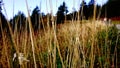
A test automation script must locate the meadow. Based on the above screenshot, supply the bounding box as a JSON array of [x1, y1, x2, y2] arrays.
[[0, 0, 120, 68]]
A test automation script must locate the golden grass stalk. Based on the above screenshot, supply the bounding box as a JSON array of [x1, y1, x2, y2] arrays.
[[25, 0, 37, 68], [93, 0, 97, 21], [0, 0, 119, 68], [0, 15, 10, 68]]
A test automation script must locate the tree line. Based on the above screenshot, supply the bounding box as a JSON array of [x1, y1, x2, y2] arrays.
[[0, 0, 120, 32]]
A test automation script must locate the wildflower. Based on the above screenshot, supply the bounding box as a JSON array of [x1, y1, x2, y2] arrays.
[[13, 53, 29, 65], [76, 36, 79, 42]]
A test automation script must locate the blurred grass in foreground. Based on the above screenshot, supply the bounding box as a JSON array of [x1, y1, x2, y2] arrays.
[[0, 20, 120, 68]]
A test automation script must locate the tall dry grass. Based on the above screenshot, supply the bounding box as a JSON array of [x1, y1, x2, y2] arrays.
[[0, 0, 120, 68]]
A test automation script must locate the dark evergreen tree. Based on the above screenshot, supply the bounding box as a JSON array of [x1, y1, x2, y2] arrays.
[[56, 2, 68, 24], [101, 0, 120, 18], [80, 0, 100, 19], [80, 1, 89, 20], [31, 6, 40, 30], [0, 12, 8, 30], [66, 11, 78, 20], [0, 0, 8, 30], [88, 0, 94, 19], [31, 6, 45, 30], [10, 11, 26, 32]]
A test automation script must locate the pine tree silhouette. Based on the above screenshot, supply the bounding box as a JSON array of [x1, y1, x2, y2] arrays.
[[56, 2, 68, 24]]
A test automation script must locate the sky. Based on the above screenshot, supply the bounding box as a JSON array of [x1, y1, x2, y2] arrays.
[[2, 0, 108, 20]]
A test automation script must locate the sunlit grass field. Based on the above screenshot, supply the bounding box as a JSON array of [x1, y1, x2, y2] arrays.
[[0, 19, 120, 68], [0, 0, 120, 68]]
